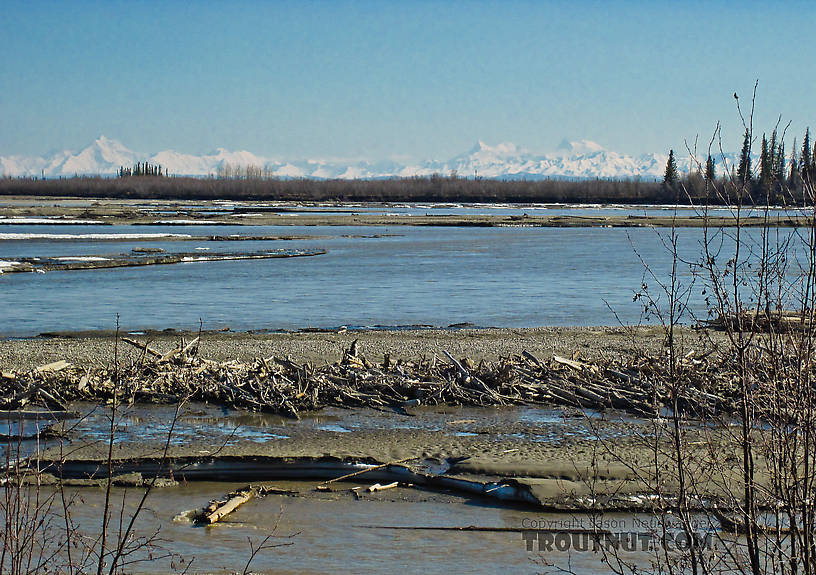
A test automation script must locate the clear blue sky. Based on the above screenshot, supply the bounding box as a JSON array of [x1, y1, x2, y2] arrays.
[[1, 0, 814, 160]]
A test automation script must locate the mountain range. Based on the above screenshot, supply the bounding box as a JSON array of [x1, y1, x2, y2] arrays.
[[0, 136, 693, 180]]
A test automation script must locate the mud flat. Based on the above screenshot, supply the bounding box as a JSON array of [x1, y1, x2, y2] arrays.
[[23, 401, 747, 512]]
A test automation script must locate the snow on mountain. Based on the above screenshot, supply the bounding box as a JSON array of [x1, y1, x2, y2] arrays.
[[556, 138, 606, 155], [0, 154, 48, 177], [1, 136, 687, 180], [43, 136, 138, 176], [150, 150, 214, 175]]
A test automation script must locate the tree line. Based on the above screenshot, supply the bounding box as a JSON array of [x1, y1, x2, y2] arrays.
[[118, 162, 166, 178], [662, 126, 816, 205], [0, 174, 672, 204]]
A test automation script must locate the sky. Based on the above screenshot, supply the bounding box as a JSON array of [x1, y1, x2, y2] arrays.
[[1, 0, 814, 161]]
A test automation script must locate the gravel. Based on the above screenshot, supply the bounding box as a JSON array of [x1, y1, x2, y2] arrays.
[[0, 325, 714, 371]]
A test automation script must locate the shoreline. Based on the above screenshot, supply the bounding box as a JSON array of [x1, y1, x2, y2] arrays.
[[1, 196, 811, 228]]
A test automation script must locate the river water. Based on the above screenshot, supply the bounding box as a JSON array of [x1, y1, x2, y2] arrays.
[[0, 211, 809, 336], [32, 482, 679, 575]]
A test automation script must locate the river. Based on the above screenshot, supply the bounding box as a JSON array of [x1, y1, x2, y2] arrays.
[[0, 209, 808, 336]]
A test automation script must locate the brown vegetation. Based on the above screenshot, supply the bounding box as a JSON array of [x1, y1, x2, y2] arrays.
[[0, 174, 672, 204]]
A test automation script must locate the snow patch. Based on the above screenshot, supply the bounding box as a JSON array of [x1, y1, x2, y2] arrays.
[[0, 217, 104, 224], [0, 260, 20, 273], [152, 220, 220, 225], [0, 233, 192, 240]]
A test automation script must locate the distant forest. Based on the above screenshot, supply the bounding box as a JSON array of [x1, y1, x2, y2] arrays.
[[0, 174, 674, 204]]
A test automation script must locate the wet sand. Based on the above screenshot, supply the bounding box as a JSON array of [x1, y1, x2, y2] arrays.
[[33, 400, 747, 511]]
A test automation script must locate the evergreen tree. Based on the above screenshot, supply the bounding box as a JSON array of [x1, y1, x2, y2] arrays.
[[736, 130, 753, 193], [663, 149, 679, 194], [705, 154, 716, 182], [774, 142, 785, 192], [789, 142, 800, 187], [758, 134, 772, 200], [802, 128, 812, 183], [812, 138, 816, 183]]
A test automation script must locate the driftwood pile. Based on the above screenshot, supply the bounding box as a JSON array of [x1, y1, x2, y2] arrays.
[[703, 309, 813, 333], [0, 336, 744, 419]]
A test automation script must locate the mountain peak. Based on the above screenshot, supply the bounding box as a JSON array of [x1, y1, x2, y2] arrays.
[[557, 138, 605, 155], [88, 135, 132, 155], [1, 137, 694, 180], [467, 140, 520, 156]]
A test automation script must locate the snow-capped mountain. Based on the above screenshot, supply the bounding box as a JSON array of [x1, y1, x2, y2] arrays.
[[0, 136, 685, 180]]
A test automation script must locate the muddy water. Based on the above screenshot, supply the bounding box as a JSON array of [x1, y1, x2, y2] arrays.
[[48, 481, 684, 574]]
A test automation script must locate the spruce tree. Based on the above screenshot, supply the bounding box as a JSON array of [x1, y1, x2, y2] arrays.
[[774, 142, 785, 193], [789, 143, 800, 186], [705, 155, 716, 182], [737, 130, 753, 194], [812, 138, 816, 184], [802, 128, 812, 183], [663, 149, 679, 194], [758, 134, 771, 200]]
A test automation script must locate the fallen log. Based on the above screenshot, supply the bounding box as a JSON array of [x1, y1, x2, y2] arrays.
[[317, 456, 418, 487], [443, 351, 471, 382], [366, 481, 399, 492], [32, 360, 72, 374], [196, 485, 257, 524], [121, 338, 163, 359]]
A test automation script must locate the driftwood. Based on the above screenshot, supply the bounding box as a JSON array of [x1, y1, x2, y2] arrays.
[[711, 506, 791, 535], [704, 310, 814, 333], [122, 338, 162, 359], [0, 337, 757, 419], [366, 481, 399, 492], [196, 485, 257, 524], [317, 457, 417, 487]]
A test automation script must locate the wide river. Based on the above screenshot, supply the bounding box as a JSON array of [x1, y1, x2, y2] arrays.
[[0, 206, 807, 336]]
